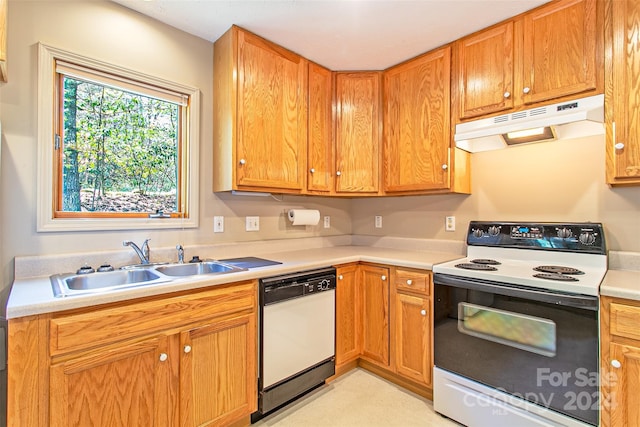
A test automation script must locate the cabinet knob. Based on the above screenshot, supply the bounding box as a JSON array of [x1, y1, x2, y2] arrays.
[[159, 353, 168, 362], [503, 91, 511, 99], [611, 359, 621, 369], [184, 345, 192, 354], [310, 168, 315, 174], [381, 275, 387, 281], [336, 171, 342, 176], [406, 279, 413, 285], [239, 158, 246, 165], [523, 87, 531, 94], [338, 274, 344, 280], [441, 164, 448, 170], [614, 142, 625, 150], [421, 309, 427, 316]]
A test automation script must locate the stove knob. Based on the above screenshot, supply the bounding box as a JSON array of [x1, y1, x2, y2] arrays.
[[487, 226, 501, 236], [557, 228, 573, 239], [579, 232, 597, 245], [472, 229, 484, 238]]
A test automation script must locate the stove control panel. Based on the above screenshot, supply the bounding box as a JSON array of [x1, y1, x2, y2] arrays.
[[467, 221, 606, 254]]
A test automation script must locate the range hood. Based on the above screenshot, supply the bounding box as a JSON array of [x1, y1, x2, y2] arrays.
[[454, 94, 604, 153]]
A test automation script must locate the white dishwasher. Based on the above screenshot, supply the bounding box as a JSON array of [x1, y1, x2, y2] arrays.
[[253, 268, 336, 420]]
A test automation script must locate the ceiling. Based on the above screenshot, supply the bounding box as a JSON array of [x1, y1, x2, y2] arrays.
[[111, 0, 549, 70]]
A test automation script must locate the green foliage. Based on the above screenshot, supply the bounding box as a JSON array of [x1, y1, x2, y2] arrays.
[[62, 76, 179, 212]]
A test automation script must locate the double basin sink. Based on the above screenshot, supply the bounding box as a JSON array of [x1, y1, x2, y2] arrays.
[[50, 261, 248, 298]]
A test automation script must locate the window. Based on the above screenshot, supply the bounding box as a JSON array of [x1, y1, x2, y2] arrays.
[[37, 43, 200, 231]]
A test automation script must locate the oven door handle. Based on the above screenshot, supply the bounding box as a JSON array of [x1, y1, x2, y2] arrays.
[[433, 273, 598, 311]]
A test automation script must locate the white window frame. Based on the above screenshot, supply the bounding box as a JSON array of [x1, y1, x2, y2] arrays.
[[37, 43, 200, 232]]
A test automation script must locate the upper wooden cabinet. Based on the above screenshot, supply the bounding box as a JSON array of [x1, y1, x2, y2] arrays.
[[0, 0, 7, 82], [335, 72, 382, 194], [307, 62, 334, 193], [383, 46, 456, 193], [213, 26, 307, 193], [605, 0, 640, 185], [455, 0, 602, 121]]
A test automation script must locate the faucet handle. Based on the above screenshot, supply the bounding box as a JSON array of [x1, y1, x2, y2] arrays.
[[176, 244, 185, 263]]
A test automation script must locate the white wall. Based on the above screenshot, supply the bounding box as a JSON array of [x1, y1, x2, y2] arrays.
[[0, 0, 352, 311], [352, 135, 640, 252]]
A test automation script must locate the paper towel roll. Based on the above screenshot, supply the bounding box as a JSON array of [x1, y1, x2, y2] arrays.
[[288, 209, 320, 226]]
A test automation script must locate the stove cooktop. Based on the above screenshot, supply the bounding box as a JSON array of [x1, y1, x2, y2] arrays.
[[432, 221, 608, 296]]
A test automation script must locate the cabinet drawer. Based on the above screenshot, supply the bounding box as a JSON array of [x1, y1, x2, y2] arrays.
[[610, 302, 640, 341], [50, 281, 256, 356], [394, 268, 431, 295]]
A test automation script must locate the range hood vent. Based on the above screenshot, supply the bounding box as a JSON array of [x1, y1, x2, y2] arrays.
[[454, 94, 604, 153]]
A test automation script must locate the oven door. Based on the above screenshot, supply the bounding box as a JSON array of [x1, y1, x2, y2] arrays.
[[433, 273, 599, 426]]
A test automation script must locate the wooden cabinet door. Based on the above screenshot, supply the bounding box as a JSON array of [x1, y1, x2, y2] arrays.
[[308, 63, 334, 192], [384, 46, 451, 192], [606, 0, 640, 184], [456, 22, 514, 119], [335, 264, 360, 368], [360, 265, 389, 366], [394, 293, 431, 386], [335, 72, 381, 193], [180, 314, 257, 427], [609, 342, 640, 427], [522, 0, 598, 104], [49, 336, 178, 427], [236, 29, 307, 191]]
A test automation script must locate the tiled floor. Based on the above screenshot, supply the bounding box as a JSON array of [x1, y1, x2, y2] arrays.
[[253, 368, 462, 427]]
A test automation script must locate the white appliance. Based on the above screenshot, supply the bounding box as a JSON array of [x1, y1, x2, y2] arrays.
[[254, 268, 336, 420], [454, 94, 604, 152], [432, 221, 607, 427]]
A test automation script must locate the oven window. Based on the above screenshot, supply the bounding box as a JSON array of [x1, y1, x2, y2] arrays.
[[458, 303, 556, 357]]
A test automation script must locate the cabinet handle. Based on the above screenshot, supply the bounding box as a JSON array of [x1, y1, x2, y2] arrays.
[[523, 87, 531, 94], [611, 359, 621, 369], [615, 142, 625, 150], [613, 123, 625, 150], [406, 279, 413, 285], [310, 168, 315, 174], [336, 171, 342, 176], [338, 274, 344, 280], [159, 353, 168, 362], [184, 345, 192, 354], [441, 164, 448, 170], [420, 309, 427, 316], [381, 275, 387, 281], [503, 91, 511, 98], [239, 158, 246, 165]]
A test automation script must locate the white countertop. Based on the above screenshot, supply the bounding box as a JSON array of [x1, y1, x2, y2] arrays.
[[600, 269, 640, 301], [7, 245, 462, 319]]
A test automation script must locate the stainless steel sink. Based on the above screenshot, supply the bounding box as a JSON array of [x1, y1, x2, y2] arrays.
[[50, 261, 247, 297], [154, 261, 245, 277], [51, 269, 169, 298]]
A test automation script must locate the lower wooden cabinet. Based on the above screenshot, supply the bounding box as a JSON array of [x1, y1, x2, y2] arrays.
[[334, 263, 433, 394], [601, 296, 640, 427], [335, 264, 361, 371], [9, 280, 258, 427], [359, 264, 390, 366]]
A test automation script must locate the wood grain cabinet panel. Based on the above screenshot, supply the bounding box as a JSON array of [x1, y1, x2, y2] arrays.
[[335, 72, 382, 194], [383, 46, 452, 193], [360, 265, 389, 366], [307, 62, 334, 193], [600, 296, 640, 427], [606, 0, 640, 185], [456, 21, 514, 119], [335, 264, 361, 369], [394, 292, 431, 386], [213, 26, 307, 193]]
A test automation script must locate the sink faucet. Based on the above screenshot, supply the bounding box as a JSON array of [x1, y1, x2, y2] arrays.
[[123, 239, 151, 264], [176, 244, 184, 263]]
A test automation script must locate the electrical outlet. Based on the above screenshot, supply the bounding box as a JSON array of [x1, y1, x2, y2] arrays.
[[213, 216, 224, 233], [445, 216, 456, 232], [324, 216, 331, 228], [245, 216, 260, 231], [375, 215, 383, 228]]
